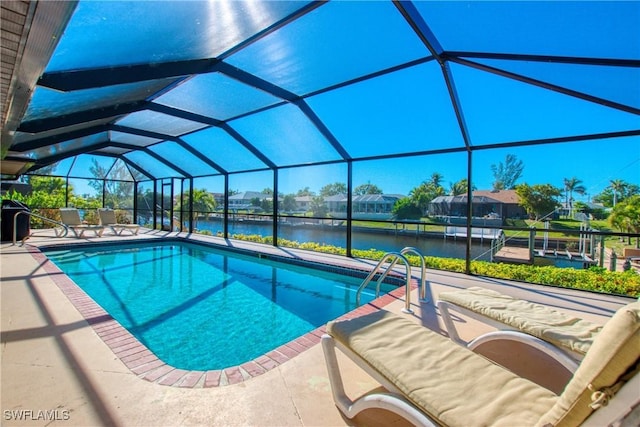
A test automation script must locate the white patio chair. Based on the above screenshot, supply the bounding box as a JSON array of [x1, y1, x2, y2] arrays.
[[98, 209, 140, 236], [59, 208, 104, 238]]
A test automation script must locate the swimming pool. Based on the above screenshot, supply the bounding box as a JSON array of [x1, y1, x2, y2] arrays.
[[44, 241, 394, 371]]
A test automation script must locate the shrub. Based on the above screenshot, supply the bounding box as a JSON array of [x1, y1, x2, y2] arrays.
[[228, 233, 639, 298]]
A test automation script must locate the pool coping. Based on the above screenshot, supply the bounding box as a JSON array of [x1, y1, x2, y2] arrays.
[[28, 243, 414, 388]]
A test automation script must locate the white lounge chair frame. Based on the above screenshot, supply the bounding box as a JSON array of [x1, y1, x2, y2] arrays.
[[322, 334, 438, 427], [322, 315, 640, 427], [98, 209, 139, 235], [437, 299, 582, 372], [59, 208, 104, 238]]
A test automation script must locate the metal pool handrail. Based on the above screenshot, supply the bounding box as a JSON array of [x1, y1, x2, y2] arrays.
[[12, 210, 68, 245], [356, 251, 413, 314], [399, 247, 428, 303]]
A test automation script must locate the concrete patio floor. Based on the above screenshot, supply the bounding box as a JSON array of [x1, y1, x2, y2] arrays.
[[1, 229, 634, 426]]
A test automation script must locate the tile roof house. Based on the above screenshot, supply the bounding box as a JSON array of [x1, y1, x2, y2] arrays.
[[429, 190, 527, 222]]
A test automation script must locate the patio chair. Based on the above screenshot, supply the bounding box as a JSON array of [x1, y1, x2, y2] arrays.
[[322, 301, 639, 427], [59, 208, 104, 238], [436, 287, 603, 373], [98, 208, 140, 235]]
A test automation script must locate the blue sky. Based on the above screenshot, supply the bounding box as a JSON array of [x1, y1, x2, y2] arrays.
[[44, 0, 640, 202], [201, 1, 640, 200]]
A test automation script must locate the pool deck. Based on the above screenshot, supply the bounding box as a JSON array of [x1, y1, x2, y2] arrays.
[[1, 228, 634, 426]]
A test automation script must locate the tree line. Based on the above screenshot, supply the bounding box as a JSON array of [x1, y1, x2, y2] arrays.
[[3, 155, 638, 239]]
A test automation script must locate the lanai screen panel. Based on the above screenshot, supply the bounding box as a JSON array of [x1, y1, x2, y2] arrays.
[[153, 73, 283, 121], [181, 127, 268, 173], [307, 62, 465, 157], [44, 0, 308, 71], [31, 158, 74, 177], [123, 151, 185, 179], [225, 1, 431, 95], [22, 79, 178, 123], [12, 117, 117, 148], [229, 103, 343, 166], [93, 147, 131, 156], [109, 132, 162, 148], [148, 141, 219, 177], [115, 111, 208, 137], [469, 59, 640, 111], [451, 64, 640, 146], [5, 0, 639, 188], [106, 159, 139, 182], [68, 154, 115, 179], [415, 1, 638, 58], [26, 132, 110, 160]]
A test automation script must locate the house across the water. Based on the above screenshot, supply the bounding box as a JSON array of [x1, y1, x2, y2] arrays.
[[429, 190, 527, 223]]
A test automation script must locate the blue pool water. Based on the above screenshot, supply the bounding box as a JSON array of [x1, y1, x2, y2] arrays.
[[44, 241, 393, 370]]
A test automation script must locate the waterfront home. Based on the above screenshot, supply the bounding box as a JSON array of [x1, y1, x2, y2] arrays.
[[429, 190, 527, 222], [324, 194, 405, 220]]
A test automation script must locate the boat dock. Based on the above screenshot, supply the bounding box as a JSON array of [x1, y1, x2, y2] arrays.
[[444, 226, 502, 241], [493, 246, 533, 264], [494, 246, 600, 268]]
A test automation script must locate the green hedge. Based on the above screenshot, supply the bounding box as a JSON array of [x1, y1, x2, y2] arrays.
[[223, 233, 640, 298]]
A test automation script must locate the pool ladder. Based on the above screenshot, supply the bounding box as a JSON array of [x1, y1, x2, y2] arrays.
[[10, 210, 69, 245], [355, 247, 427, 314]]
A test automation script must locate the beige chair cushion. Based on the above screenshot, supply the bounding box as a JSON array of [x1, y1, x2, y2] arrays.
[[536, 301, 640, 427], [328, 310, 557, 427], [439, 287, 602, 355]]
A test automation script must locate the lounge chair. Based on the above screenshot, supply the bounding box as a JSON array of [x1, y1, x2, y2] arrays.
[[322, 301, 639, 427], [436, 287, 603, 372], [59, 208, 104, 238], [98, 208, 140, 235]]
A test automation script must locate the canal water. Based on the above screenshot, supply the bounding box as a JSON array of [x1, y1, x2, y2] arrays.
[[195, 219, 494, 261]]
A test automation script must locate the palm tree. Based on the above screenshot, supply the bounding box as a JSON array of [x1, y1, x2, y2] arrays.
[[563, 177, 586, 217], [176, 189, 217, 228], [449, 178, 476, 196], [428, 172, 444, 188], [610, 179, 626, 207], [609, 196, 640, 246]]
